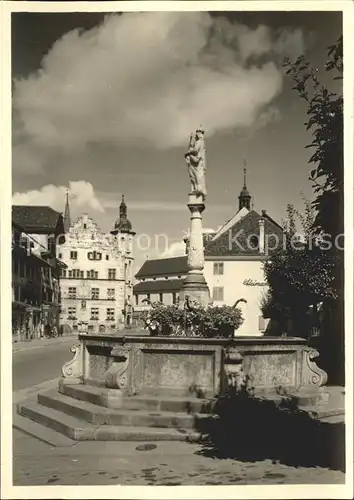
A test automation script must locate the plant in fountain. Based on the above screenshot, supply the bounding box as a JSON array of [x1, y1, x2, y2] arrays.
[[143, 301, 243, 338]]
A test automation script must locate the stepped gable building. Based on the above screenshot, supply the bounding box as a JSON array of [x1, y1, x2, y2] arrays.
[[58, 194, 135, 335], [12, 205, 67, 341], [133, 167, 284, 336]]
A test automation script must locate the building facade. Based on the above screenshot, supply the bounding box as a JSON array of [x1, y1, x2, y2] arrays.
[[12, 206, 67, 341], [133, 168, 284, 336], [58, 196, 135, 335]]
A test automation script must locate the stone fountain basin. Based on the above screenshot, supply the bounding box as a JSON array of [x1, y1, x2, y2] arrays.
[[62, 334, 328, 400]]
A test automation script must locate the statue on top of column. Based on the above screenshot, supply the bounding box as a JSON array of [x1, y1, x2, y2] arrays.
[[184, 126, 206, 199]]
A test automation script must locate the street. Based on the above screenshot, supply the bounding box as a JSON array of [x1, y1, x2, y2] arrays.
[[12, 338, 75, 391]]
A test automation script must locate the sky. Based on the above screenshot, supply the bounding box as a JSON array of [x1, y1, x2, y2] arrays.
[[11, 9, 343, 272]]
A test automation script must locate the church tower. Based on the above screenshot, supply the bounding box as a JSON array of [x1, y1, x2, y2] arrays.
[[238, 159, 252, 211], [110, 195, 135, 327], [63, 189, 71, 232], [110, 194, 135, 255]]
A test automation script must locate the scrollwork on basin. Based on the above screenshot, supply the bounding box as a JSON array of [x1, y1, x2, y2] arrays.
[[105, 347, 131, 390], [303, 347, 328, 387], [224, 349, 245, 392], [61, 343, 83, 380]]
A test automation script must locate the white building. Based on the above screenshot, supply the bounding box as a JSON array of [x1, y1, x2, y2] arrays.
[[134, 167, 284, 336], [59, 194, 135, 335]]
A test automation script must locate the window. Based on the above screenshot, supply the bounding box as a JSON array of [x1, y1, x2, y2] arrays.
[[58, 253, 63, 259], [90, 307, 99, 320], [172, 292, 177, 305], [70, 251, 78, 260], [68, 270, 72, 278], [88, 251, 102, 261], [68, 287, 76, 299], [108, 269, 116, 280], [68, 306, 76, 319], [249, 235, 259, 250], [60, 269, 66, 278], [107, 288, 115, 300], [212, 287, 224, 301], [135, 295, 139, 306], [259, 316, 266, 331], [159, 293, 163, 303], [146, 293, 151, 301], [91, 288, 99, 300], [213, 262, 224, 275], [106, 255, 109, 261], [87, 270, 98, 279], [106, 308, 115, 321], [71, 269, 81, 279], [83, 224, 87, 229]]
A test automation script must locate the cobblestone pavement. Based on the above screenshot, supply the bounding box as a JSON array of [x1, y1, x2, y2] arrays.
[[13, 430, 345, 486]]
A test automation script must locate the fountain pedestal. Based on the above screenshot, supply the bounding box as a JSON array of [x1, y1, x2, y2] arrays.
[[179, 193, 211, 308]]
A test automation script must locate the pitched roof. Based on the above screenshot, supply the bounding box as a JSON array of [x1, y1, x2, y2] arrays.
[[12, 205, 64, 234], [135, 256, 188, 279], [211, 206, 249, 241], [133, 278, 184, 293], [205, 209, 284, 257]]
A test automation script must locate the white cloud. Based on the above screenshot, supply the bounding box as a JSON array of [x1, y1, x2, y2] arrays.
[[12, 180, 104, 213], [160, 226, 216, 258], [13, 12, 305, 173], [160, 241, 186, 258]]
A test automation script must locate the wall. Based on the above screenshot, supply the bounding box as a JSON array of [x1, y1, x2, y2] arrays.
[[204, 259, 269, 336]]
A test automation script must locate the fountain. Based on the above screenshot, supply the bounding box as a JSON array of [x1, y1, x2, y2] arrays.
[[17, 128, 330, 441]]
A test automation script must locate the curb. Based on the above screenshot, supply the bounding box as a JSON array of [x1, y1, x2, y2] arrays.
[[13, 337, 76, 353], [13, 378, 61, 404]]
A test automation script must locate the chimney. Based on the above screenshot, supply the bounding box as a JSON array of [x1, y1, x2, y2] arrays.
[[259, 217, 265, 254]]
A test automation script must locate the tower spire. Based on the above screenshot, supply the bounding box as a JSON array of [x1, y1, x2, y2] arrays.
[[238, 158, 251, 211], [111, 194, 135, 235], [63, 189, 71, 232], [243, 158, 247, 188]]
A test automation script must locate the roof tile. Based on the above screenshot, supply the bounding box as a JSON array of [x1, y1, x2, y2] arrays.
[[12, 205, 64, 233]]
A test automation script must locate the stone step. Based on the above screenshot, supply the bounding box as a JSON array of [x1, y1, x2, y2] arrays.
[[38, 390, 213, 430], [13, 411, 76, 447], [254, 390, 330, 408], [17, 400, 97, 440], [16, 400, 201, 442], [301, 405, 345, 420], [59, 381, 215, 413]]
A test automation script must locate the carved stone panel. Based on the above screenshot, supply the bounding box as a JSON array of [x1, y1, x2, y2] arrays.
[[243, 351, 297, 388]]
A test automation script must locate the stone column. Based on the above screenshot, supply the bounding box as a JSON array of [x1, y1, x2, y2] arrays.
[[179, 193, 211, 308]]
